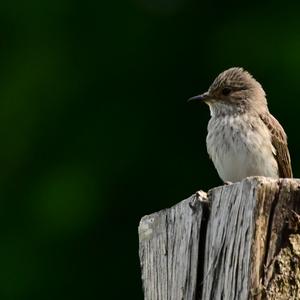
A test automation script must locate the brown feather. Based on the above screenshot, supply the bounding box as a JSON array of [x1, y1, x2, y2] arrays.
[[260, 113, 293, 178]]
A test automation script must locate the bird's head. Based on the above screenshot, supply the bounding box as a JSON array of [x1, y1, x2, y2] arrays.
[[188, 67, 267, 115]]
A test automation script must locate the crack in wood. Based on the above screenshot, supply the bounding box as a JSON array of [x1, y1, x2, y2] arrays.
[[262, 181, 281, 289], [195, 196, 210, 300], [139, 177, 300, 300]]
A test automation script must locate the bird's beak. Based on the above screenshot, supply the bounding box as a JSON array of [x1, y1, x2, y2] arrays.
[[187, 92, 211, 103]]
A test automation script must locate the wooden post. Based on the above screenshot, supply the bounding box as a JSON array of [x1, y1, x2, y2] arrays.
[[138, 177, 300, 300]]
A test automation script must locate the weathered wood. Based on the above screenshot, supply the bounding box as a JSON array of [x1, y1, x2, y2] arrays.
[[202, 178, 258, 299], [138, 192, 208, 300], [138, 177, 300, 300]]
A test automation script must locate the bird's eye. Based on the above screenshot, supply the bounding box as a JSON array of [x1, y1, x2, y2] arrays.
[[222, 87, 231, 96]]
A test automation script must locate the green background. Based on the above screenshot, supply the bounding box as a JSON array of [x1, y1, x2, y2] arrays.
[[0, 0, 299, 299]]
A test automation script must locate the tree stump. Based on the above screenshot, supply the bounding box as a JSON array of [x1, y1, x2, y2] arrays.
[[138, 177, 300, 300]]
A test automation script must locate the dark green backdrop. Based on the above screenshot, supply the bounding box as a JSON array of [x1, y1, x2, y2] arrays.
[[0, 0, 299, 299]]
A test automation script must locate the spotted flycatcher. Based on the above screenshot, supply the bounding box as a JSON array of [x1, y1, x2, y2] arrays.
[[188, 67, 292, 183]]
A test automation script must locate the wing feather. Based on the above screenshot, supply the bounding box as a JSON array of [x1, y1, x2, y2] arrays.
[[260, 113, 292, 178]]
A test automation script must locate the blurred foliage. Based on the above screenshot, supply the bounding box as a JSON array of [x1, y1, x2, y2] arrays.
[[0, 0, 300, 299]]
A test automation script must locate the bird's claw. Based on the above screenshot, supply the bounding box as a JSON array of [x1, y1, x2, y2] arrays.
[[224, 181, 233, 185]]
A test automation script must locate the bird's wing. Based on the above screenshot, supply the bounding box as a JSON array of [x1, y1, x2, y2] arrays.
[[260, 113, 293, 178]]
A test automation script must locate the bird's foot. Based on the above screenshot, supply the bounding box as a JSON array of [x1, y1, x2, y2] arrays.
[[224, 181, 233, 185]]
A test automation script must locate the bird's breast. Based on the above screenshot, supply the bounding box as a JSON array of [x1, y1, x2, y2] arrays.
[[206, 114, 278, 182]]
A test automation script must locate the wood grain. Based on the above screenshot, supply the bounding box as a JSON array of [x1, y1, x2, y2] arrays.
[[138, 177, 300, 300]]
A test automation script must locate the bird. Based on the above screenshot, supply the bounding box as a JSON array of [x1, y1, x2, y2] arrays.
[[188, 67, 292, 183]]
